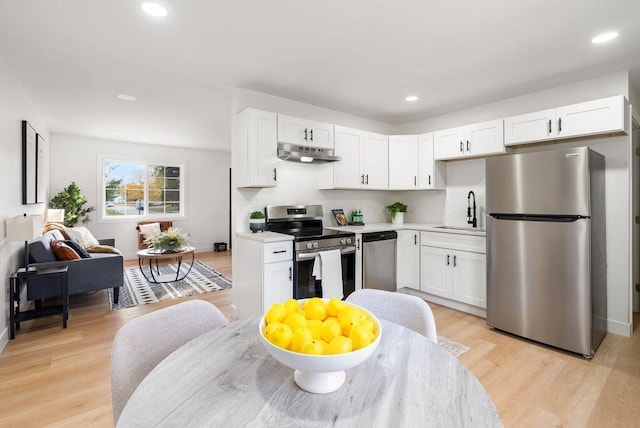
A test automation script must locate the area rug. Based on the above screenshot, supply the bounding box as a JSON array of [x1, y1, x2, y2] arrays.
[[437, 335, 470, 358], [108, 261, 232, 310]]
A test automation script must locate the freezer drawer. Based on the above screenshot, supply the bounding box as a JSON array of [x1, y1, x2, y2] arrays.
[[486, 216, 592, 355]]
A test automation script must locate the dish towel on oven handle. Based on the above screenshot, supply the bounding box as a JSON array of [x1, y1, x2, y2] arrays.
[[312, 249, 344, 299]]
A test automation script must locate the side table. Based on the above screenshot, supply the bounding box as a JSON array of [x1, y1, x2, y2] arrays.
[[9, 266, 69, 339]]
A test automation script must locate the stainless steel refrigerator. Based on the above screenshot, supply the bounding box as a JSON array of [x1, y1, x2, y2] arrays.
[[486, 146, 607, 358]]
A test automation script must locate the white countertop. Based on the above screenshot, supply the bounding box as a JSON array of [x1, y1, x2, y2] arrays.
[[326, 222, 486, 237], [236, 231, 294, 243]]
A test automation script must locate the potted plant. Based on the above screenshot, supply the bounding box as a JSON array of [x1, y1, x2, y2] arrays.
[[249, 210, 266, 233], [49, 182, 95, 227], [386, 202, 407, 225], [144, 227, 189, 253]]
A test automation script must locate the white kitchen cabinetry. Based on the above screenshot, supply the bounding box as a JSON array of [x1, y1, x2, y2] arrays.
[[419, 231, 486, 309], [235, 108, 278, 188], [417, 133, 446, 190], [318, 126, 388, 190], [234, 237, 293, 318], [396, 230, 420, 290], [434, 120, 505, 161], [388, 135, 418, 189], [504, 95, 629, 146], [277, 114, 334, 149]]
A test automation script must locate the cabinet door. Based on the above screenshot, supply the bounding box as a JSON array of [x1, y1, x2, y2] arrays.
[[263, 261, 293, 314], [397, 230, 420, 290], [434, 127, 466, 160], [251, 110, 278, 186], [420, 246, 451, 297], [362, 132, 388, 189], [466, 119, 505, 156], [556, 95, 626, 139], [451, 251, 486, 308], [277, 114, 307, 145], [417, 133, 434, 189], [504, 109, 556, 146], [333, 126, 364, 188], [307, 120, 334, 149], [388, 135, 418, 189]]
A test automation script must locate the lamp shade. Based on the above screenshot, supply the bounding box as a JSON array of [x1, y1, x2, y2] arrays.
[[46, 209, 65, 223], [6, 214, 42, 242]]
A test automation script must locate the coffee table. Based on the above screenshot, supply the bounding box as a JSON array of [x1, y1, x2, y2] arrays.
[[136, 246, 195, 284]]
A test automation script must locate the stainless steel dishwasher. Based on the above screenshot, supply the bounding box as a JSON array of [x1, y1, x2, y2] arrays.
[[362, 231, 397, 291]]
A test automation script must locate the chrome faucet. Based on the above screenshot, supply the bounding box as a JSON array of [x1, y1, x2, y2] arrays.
[[467, 191, 477, 228]]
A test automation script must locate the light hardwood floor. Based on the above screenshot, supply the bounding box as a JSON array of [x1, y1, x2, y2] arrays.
[[0, 251, 638, 427]]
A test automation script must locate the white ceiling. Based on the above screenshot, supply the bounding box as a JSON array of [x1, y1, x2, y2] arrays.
[[1, 0, 639, 152]]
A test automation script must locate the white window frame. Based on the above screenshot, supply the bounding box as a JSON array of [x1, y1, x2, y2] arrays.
[[99, 157, 187, 222]]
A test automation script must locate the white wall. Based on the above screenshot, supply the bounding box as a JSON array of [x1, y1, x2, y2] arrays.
[[0, 53, 49, 350], [50, 134, 230, 259]]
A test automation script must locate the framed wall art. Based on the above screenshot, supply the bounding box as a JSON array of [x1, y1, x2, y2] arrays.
[[36, 133, 46, 203], [22, 120, 36, 204]]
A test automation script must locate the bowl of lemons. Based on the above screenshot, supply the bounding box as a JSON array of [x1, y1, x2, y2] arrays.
[[259, 297, 382, 394]]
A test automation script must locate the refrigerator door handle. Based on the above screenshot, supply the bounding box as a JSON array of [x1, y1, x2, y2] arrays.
[[489, 213, 588, 222]]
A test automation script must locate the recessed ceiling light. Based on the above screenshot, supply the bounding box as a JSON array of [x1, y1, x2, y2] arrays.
[[117, 94, 136, 101], [405, 95, 418, 102], [592, 32, 618, 44], [141, 2, 168, 18]]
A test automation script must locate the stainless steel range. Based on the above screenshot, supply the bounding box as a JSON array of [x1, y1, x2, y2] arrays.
[[265, 205, 356, 299]]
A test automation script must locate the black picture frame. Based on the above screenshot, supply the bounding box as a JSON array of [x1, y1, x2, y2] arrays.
[[22, 120, 37, 204], [36, 133, 46, 203]]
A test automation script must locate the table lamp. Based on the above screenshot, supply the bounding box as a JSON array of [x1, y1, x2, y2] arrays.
[[46, 209, 65, 224], [6, 214, 42, 274]]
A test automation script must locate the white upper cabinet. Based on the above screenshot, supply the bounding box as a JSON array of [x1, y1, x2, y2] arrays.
[[277, 114, 334, 149], [319, 126, 388, 190], [504, 95, 629, 146], [434, 120, 505, 161], [417, 133, 446, 190], [235, 108, 278, 188], [388, 135, 418, 189]]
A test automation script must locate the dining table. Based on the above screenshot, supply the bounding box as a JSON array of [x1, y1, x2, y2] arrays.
[[117, 317, 502, 427]]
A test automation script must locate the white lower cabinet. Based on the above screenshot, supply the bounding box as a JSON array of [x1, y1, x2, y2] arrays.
[[234, 237, 293, 318], [396, 230, 420, 290], [419, 232, 486, 309]]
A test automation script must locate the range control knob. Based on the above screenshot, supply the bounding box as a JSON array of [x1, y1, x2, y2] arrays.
[[312, 242, 319, 249], [340, 238, 347, 245], [306, 242, 313, 250]]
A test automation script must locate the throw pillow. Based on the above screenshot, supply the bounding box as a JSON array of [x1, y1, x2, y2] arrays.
[[138, 222, 161, 239], [60, 239, 92, 258], [65, 226, 100, 248], [51, 241, 81, 261], [86, 245, 122, 256]]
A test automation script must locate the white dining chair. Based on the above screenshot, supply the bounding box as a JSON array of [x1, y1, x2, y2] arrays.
[[110, 299, 229, 423], [346, 289, 438, 343]]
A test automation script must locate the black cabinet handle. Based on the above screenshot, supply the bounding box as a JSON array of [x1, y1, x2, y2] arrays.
[[548, 119, 552, 134], [453, 255, 457, 267], [288, 267, 292, 280], [414, 234, 417, 245], [357, 238, 360, 250], [447, 254, 450, 266], [414, 176, 417, 186], [273, 168, 277, 181], [460, 141, 463, 152], [310, 129, 313, 141], [361, 174, 364, 184], [466, 140, 470, 152], [558, 118, 562, 133], [428, 175, 431, 185], [304, 128, 308, 141], [273, 250, 287, 254], [365, 174, 369, 185]]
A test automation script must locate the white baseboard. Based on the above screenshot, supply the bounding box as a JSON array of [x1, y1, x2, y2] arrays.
[[397, 287, 487, 319], [607, 318, 632, 337]]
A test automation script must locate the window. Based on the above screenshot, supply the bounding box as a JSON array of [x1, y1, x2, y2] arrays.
[[103, 160, 184, 218]]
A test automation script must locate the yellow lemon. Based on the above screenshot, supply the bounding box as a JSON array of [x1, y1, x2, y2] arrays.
[[303, 297, 327, 320], [339, 314, 360, 337], [263, 322, 282, 340], [300, 339, 324, 355], [290, 327, 313, 353], [268, 324, 293, 350], [283, 312, 307, 332], [326, 298, 346, 317], [349, 324, 375, 350], [306, 319, 324, 339], [337, 305, 358, 321], [327, 336, 353, 354], [321, 318, 342, 343], [318, 339, 330, 355], [265, 303, 286, 324], [284, 298, 300, 315], [359, 318, 375, 334]]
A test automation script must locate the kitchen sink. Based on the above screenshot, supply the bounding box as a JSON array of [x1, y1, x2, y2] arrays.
[[433, 225, 485, 233]]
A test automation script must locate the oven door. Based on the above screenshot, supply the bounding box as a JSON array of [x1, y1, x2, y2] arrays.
[[294, 246, 356, 299]]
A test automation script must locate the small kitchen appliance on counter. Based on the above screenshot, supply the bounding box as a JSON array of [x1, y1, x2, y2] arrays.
[[486, 146, 606, 358]]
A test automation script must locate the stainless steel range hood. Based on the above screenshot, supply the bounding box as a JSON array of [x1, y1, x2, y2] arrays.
[[277, 143, 341, 164]]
